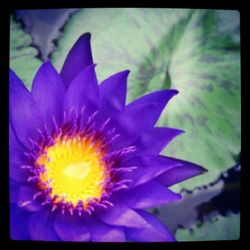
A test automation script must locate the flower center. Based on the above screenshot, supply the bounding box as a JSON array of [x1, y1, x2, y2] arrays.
[[36, 134, 108, 208]]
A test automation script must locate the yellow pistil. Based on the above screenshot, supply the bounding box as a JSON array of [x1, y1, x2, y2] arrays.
[[36, 134, 108, 208]]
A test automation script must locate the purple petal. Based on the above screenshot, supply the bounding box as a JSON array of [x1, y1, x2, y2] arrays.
[[99, 70, 129, 114], [119, 155, 182, 187], [18, 186, 43, 212], [9, 124, 29, 183], [9, 123, 26, 150], [54, 213, 90, 242], [156, 157, 207, 187], [125, 210, 175, 242], [114, 181, 181, 209], [10, 180, 20, 204], [89, 216, 125, 242], [10, 204, 31, 240], [9, 69, 45, 149], [109, 103, 157, 150], [60, 33, 93, 88], [108, 90, 177, 151], [10, 159, 28, 183], [125, 89, 178, 127], [28, 209, 60, 241], [63, 64, 99, 121], [9, 125, 29, 183], [31, 61, 65, 134], [96, 203, 148, 229], [132, 127, 184, 155]]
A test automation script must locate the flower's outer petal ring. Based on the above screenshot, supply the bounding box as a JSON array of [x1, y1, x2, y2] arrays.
[[28, 209, 60, 241], [10, 69, 45, 150], [88, 216, 125, 242], [60, 33, 93, 88], [31, 61, 65, 134], [96, 203, 149, 229], [63, 64, 99, 121], [17, 186, 43, 212], [54, 213, 90, 242], [156, 157, 208, 187], [119, 155, 183, 188], [10, 204, 31, 240], [113, 181, 181, 209], [125, 209, 175, 242]]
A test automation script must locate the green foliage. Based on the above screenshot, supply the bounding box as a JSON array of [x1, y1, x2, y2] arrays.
[[175, 213, 240, 241], [10, 16, 41, 89]]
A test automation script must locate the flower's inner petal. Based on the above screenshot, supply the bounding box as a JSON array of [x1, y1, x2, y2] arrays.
[[99, 70, 130, 115], [17, 186, 43, 212], [63, 64, 99, 123], [31, 62, 65, 134], [36, 134, 109, 208]]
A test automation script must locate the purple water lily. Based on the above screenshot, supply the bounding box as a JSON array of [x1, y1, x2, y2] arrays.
[[9, 33, 207, 242]]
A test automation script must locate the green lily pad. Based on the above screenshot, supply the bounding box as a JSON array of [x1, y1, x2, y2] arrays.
[[10, 16, 41, 89], [175, 213, 240, 241], [51, 9, 240, 191]]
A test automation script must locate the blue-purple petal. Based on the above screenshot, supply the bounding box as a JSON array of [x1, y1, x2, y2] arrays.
[[125, 210, 175, 242], [9, 123, 26, 150], [9, 127, 29, 183], [54, 213, 90, 242], [99, 70, 129, 114], [119, 155, 182, 187], [109, 103, 157, 150], [156, 157, 207, 187], [18, 186, 43, 212], [63, 64, 99, 122], [31, 61, 65, 134], [126, 89, 178, 126], [10, 204, 31, 240], [10, 180, 19, 204], [28, 209, 60, 241], [88, 216, 125, 242], [132, 127, 184, 155], [9, 148, 29, 183], [114, 181, 181, 209], [9, 69, 45, 149], [60, 33, 93, 88], [96, 203, 148, 229]]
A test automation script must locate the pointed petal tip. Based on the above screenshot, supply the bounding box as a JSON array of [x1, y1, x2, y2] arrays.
[[79, 32, 91, 40], [192, 164, 208, 176]]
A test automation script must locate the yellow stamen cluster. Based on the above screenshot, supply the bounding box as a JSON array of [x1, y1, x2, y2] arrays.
[[36, 134, 108, 208]]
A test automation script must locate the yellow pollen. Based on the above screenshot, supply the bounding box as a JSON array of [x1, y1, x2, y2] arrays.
[[36, 135, 108, 208]]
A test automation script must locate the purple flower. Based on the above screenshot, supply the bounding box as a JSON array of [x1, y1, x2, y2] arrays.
[[9, 33, 207, 242]]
